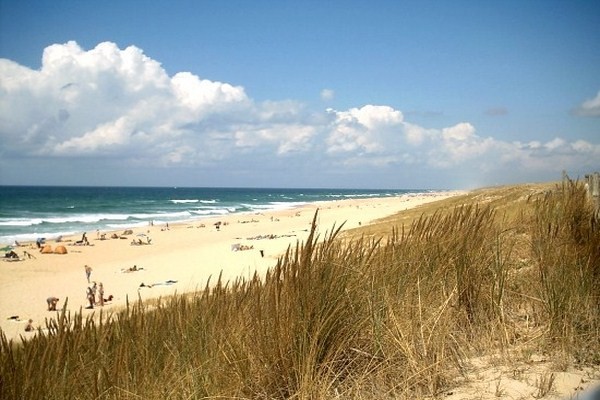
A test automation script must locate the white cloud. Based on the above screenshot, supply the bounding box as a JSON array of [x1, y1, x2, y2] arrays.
[[441, 122, 475, 141], [0, 41, 598, 187], [544, 138, 567, 151], [0, 41, 313, 165], [429, 123, 498, 167], [403, 123, 435, 146], [574, 90, 600, 117], [171, 71, 246, 113], [326, 105, 403, 154], [320, 88, 334, 101], [234, 124, 316, 155]]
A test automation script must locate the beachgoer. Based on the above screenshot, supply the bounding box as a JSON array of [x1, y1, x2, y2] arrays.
[[5, 250, 19, 259], [85, 265, 92, 283], [24, 319, 34, 332], [47, 297, 59, 311], [91, 282, 97, 301], [86, 287, 94, 309], [98, 283, 105, 306]]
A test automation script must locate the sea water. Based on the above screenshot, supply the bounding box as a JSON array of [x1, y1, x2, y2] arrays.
[[0, 186, 428, 245]]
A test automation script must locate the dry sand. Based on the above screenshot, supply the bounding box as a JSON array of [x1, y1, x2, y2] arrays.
[[0, 192, 459, 342]]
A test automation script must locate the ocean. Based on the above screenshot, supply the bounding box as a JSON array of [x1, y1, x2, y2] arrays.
[[0, 186, 428, 245]]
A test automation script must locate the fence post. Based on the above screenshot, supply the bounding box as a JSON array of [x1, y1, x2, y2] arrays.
[[585, 174, 590, 197], [592, 172, 600, 218]]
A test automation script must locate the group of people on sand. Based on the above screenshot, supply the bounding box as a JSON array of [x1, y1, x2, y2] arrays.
[[84, 266, 112, 309], [85, 281, 107, 308], [46, 265, 113, 315], [74, 232, 90, 246]]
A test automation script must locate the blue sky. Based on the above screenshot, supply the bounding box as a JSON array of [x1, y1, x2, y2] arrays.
[[0, 0, 599, 189]]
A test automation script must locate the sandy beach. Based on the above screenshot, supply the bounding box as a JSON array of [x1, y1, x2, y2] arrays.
[[0, 192, 460, 342]]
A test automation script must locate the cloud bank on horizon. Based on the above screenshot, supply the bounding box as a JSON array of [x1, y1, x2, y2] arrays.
[[1, 41, 599, 189]]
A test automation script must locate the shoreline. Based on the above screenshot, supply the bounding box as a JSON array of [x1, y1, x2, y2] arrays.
[[0, 187, 428, 246], [0, 191, 463, 342]]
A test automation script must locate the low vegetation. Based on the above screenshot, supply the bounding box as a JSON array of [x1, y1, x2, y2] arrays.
[[1, 179, 599, 399]]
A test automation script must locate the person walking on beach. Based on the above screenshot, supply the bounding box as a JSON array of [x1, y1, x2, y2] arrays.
[[86, 287, 95, 309], [98, 283, 105, 306], [85, 265, 92, 283], [91, 282, 97, 303]]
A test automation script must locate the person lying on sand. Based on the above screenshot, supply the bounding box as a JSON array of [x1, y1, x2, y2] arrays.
[[4, 250, 19, 259], [139, 280, 177, 289], [121, 265, 144, 273]]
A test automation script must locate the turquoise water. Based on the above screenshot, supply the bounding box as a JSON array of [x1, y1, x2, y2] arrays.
[[0, 186, 428, 244]]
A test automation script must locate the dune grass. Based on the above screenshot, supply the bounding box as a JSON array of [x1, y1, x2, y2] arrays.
[[1, 179, 599, 399]]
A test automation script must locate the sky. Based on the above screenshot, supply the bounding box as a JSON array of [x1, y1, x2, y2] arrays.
[[0, 0, 599, 189]]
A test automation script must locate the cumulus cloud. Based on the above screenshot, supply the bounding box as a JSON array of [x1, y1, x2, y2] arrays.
[[0, 41, 313, 165], [0, 41, 598, 186], [324, 104, 599, 173], [573, 91, 600, 117], [326, 105, 403, 156]]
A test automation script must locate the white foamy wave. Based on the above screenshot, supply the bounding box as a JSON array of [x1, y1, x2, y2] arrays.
[[0, 230, 77, 245], [191, 209, 231, 216], [170, 199, 199, 204], [0, 214, 131, 226], [106, 221, 151, 229], [130, 211, 192, 219], [241, 201, 308, 212], [0, 218, 44, 227], [43, 214, 131, 224], [200, 199, 217, 204]]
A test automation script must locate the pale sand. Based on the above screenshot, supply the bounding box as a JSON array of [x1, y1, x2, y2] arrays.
[[0, 192, 460, 342]]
